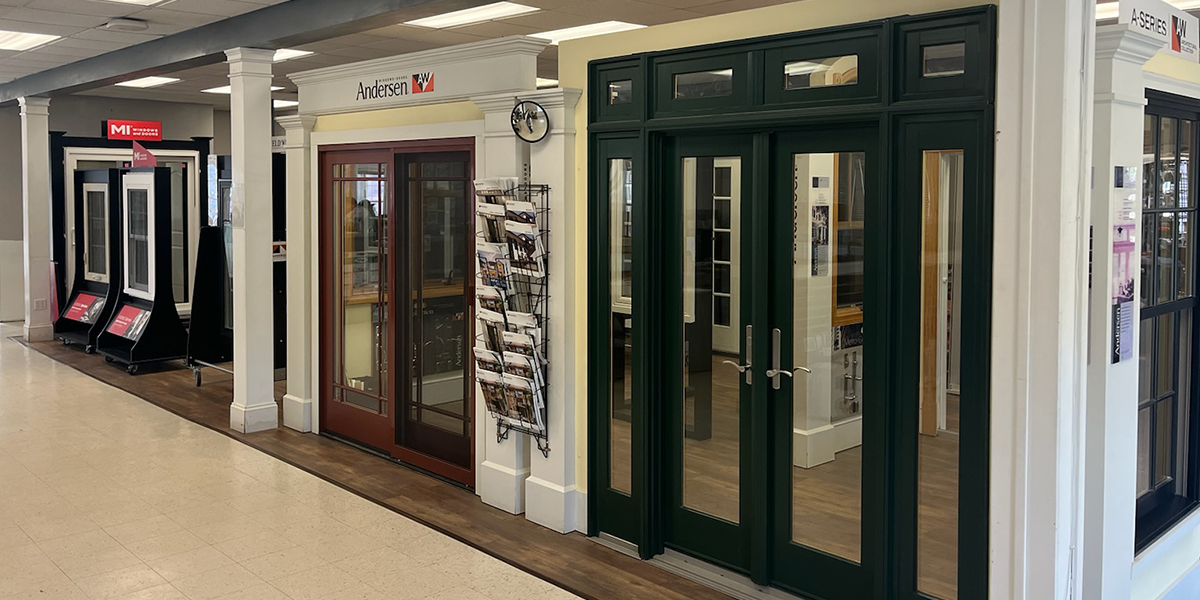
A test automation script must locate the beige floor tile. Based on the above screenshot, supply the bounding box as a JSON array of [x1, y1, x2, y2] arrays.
[[269, 563, 360, 600], [20, 515, 101, 543], [209, 583, 290, 600], [103, 516, 183, 546], [0, 525, 35, 549], [370, 568, 460, 600], [331, 547, 426, 583], [423, 586, 492, 600], [53, 546, 144, 581], [111, 584, 189, 600], [146, 546, 234, 582], [239, 545, 328, 581], [74, 564, 168, 600], [211, 529, 296, 562], [170, 564, 264, 600], [0, 577, 89, 600], [187, 517, 269, 546], [314, 583, 387, 600], [38, 530, 124, 561], [301, 531, 384, 563], [163, 504, 238, 530], [124, 530, 209, 562]]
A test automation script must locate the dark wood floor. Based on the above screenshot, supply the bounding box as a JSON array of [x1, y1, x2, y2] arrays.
[[25, 340, 735, 600]]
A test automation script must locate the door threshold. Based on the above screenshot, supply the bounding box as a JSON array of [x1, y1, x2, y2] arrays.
[[652, 550, 813, 600], [320, 431, 473, 492]]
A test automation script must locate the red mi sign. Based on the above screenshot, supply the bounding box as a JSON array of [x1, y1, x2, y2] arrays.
[[105, 120, 162, 141]]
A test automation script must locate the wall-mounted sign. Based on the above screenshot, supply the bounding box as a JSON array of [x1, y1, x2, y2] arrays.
[[1112, 166, 1139, 363], [1120, 0, 1199, 63], [104, 119, 163, 141], [353, 72, 435, 102], [511, 100, 549, 143], [271, 136, 286, 152]]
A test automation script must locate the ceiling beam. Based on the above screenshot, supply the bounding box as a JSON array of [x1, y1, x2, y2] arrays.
[[0, 0, 484, 104]]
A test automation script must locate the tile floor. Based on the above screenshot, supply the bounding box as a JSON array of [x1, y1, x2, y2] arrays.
[[0, 325, 580, 600]]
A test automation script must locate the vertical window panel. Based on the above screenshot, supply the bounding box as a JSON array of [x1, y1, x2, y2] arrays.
[[609, 157, 634, 495]]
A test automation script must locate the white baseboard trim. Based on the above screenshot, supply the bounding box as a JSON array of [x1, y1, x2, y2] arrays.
[[524, 476, 580, 533], [282, 393, 312, 432], [230, 401, 278, 433], [479, 459, 529, 515], [793, 415, 863, 468]]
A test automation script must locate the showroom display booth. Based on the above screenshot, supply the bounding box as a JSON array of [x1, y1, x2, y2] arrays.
[[50, 132, 210, 318], [283, 36, 580, 528], [96, 167, 188, 374], [54, 168, 123, 352]]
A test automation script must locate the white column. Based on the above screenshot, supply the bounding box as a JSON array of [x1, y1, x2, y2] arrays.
[[227, 47, 278, 433], [991, 0, 1094, 598], [1082, 24, 1160, 600], [521, 88, 583, 533], [472, 93, 532, 514], [19, 97, 51, 343], [276, 114, 317, 432]]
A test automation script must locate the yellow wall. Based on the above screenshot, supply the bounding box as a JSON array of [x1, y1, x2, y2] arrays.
[[1145, 52, 1200, 84], [314, 101, 483, 132], [557, 0, 996, 495]]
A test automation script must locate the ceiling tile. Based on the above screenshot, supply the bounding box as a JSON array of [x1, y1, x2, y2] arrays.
[[155, 0, 263, 17], [4, 7, 110, 27], [454, 20, 540, 37], [0, 17, 83, 36], [688, 0, 797, 15], [638, 0, 725, 8], [29, 0, 138, 17], [72, 28, 161, 43], [28, 41, 106, 57], [555, 0, 678, 21], [127, 7, 225, 28], [48, 36, 127, 50], [322, 46, 401, 60]]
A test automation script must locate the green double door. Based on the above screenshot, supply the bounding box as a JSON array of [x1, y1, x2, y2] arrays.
[[661, 127, 881, 598]]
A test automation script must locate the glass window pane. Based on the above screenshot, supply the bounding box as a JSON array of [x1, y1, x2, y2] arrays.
[[128, 189, 150, 293], [682, 155, 741, 523], [1156, 397, 1175, 485], [1158, 312, 1176, 397], [922, 43, 966, 78], [1162, 117, 1178, 208], [1180, 213, 1193, 298], [835, 154, 866, 311], [1159, 213, 1178, 304], [785, 55, 859, 90], [168, 162, 188, 302], [918, 150, 965, 600], [87, 190, 106, 276], [1142, 212, 1154, 307], [1146, 114, 1158, 210], [609, 158, 634, 495], [674, 69, 734, 100], [1141, 317, 1154, 403], [714, 231, 731, 262], [1177, 309, 1193, 492], [336, 168, 387, 407], [1180, 120, 1191, 209], [790, 151, 866, 564], [1138, 406, 1152, 496], [608, 79, 633, 105]]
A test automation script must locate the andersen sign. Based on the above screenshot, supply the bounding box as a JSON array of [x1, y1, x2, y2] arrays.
[[288, 36, 545, 116], [1120, 0, 1199, 63]]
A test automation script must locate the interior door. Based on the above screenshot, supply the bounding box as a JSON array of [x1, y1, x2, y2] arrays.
[[664, 134, 755, 571], [396, 152, 474, 480], [768, 127, 880, 599]]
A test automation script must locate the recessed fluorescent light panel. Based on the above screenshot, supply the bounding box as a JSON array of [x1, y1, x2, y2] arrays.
[[406, 2, 538, 28], [0, 30, 60, 51], [115, 76, 180, 88], [532, 21, 645, 45], [273, 49, 313, 62], [273, 99, 299, 109], [203, 85, 284, 94]]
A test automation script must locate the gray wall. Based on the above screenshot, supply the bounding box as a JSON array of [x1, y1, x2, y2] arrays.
[[0, 95, 217, 243]]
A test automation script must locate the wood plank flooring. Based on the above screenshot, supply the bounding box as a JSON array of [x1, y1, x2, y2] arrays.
[[25, 340, 734, 600]]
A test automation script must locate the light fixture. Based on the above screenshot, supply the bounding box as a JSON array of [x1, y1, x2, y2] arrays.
[[203, 85, 284, 94], [273, 48, 313, 62], [273, 99, 299, 109], [536, 77, 558, 88], [405, 2, 538, 28], [0, 30, 60, 51], [115, 76, 180, 88], [531, 21, 645, 45]]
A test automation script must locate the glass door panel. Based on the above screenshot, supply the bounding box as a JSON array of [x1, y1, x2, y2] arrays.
[[665, 137, 752, 571], [398, 153, 473, 474]]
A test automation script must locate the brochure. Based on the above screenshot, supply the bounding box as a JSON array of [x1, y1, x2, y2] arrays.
[[505, 221, 545, 278]]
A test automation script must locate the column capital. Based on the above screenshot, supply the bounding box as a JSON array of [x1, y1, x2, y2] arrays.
[[1095, 23, 1163, 65], [226, 47, 275, 78], [275, 114, 316, 132], [517, 87, 582, 111], [17, 96, 50, 116]]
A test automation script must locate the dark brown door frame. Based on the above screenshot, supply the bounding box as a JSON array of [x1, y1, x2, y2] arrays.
[[318, 136, 477, 487]]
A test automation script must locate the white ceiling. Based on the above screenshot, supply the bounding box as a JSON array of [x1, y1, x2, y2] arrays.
[[0, 0, 808, 107]]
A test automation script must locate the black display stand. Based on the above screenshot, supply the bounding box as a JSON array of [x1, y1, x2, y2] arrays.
[[96, 167, 188, 374], [185, 226, 232, 385], [54, 168, 123, 353]]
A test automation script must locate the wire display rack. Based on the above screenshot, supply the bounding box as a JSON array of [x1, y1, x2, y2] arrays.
[[473, 181, 551, 457]]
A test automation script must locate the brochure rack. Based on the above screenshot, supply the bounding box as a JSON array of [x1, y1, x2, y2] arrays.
[[473, 181, 551, 456], [96, 167, 188, 374], [55, 168, 123, 353]]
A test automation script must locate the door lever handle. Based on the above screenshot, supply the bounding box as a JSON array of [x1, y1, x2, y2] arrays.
[[766, 365, 811, 378], [719, 325, 753, 385], [722, 360, 751, 373]]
